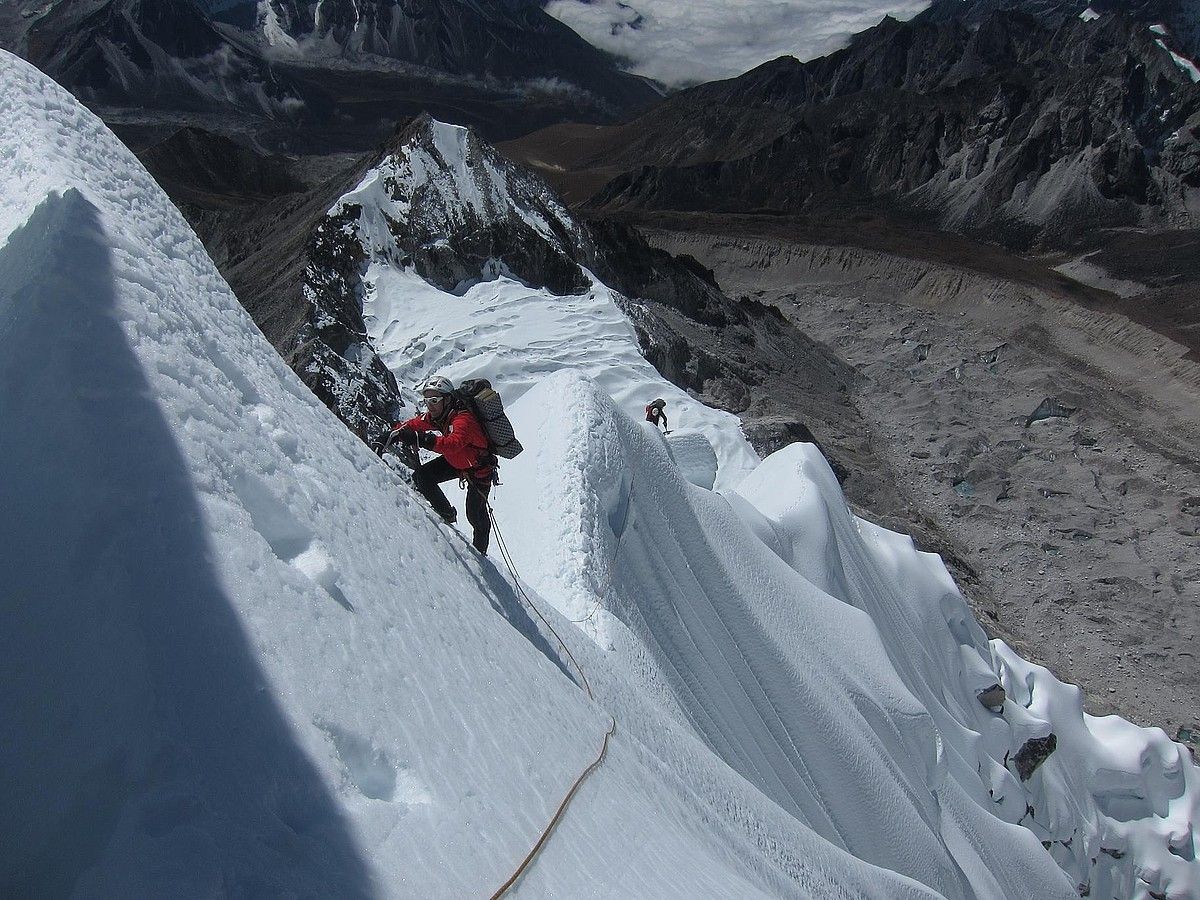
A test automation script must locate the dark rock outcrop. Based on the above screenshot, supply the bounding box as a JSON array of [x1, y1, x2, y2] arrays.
[[291, 205, 405, 442], [1013, 733, 1059, 780], [977, 683, 1008, 710]]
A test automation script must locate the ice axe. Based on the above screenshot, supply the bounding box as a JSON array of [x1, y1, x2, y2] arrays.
[[375, 430, 421, 470]]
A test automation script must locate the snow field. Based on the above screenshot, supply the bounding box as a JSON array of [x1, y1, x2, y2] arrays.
[[2, 47, 1197, 900]]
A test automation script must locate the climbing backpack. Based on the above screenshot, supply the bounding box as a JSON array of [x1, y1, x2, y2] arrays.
[[458, 378, 523, 459]]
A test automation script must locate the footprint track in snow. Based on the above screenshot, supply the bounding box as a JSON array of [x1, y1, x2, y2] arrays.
[[233, 473, 353, 611], [317, 720, 431, 805]]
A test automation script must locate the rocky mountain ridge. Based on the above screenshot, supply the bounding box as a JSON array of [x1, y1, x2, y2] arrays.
[[512, 0, 1200, 248], [0, 0, 658, 153]]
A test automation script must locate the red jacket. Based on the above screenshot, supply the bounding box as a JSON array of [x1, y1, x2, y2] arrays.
[[396, 407, 492, 477]]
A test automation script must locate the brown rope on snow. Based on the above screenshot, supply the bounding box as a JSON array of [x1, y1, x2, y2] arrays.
[[487, 497, 595, 699], [484, 500, 617, 898], [487, 715, 616, 899]]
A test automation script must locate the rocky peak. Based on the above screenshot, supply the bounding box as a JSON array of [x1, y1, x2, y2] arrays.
[[331, 113, 595, 295]]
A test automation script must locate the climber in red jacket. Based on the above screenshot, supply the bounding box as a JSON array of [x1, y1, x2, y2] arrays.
[[386, 374, 494, 553]]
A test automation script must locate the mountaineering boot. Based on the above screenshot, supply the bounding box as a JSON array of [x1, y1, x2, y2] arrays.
[[439, 508, 458, 526]]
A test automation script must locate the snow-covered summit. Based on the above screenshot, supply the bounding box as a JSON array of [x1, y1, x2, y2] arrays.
[[2, 47, 1198, 900], [333, 113, 595, 295]]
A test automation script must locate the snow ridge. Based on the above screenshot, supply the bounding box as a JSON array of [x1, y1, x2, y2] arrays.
[[497, 373, 1198, 899]]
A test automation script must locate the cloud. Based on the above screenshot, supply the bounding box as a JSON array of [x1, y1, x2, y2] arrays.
[[543, 0, 932, 87]]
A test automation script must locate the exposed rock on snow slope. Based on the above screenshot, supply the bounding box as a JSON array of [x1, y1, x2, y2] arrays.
[[2, 49, 1197, 899]]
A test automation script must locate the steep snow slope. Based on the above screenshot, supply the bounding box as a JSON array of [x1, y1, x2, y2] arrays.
[[495, 376, 1198, 899], [2, 48, 1197, 900], [0, 51, 899, 898]]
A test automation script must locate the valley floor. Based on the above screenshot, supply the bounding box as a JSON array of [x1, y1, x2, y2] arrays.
[[647, 218, 1200, 755]]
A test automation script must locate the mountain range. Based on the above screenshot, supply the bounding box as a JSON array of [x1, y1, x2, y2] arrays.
[[0, 0, 658, 153], [509, 0, 1200, 248]]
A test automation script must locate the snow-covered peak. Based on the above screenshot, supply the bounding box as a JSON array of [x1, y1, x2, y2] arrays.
[[334, 114, 590, 281]]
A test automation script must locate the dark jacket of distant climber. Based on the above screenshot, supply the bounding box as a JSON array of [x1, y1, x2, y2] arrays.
[[645, 399, 668, 432], [388, 375, 493, 553]]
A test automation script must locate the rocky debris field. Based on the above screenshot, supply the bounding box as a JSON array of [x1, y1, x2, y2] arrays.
[[650, 225, 1200, 756]]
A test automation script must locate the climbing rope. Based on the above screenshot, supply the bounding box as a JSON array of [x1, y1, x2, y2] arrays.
[[488, 498, 595, 698], [487, 717, 616, 900], [484, 499, 617, 897]]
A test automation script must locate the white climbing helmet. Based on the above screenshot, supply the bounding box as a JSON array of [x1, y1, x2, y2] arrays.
[[418, 374, 455, 397]]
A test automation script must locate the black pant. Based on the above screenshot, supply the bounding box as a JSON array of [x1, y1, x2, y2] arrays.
[[412, 456, 491, 553]]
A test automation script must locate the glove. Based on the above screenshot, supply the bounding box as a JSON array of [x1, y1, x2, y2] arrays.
[[392, 426, 418, 447], [418, 431, 438, 451]]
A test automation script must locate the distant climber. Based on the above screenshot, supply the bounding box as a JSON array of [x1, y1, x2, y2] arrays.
[[385, 375, 494, 554], [645, 398, 669, 433]]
